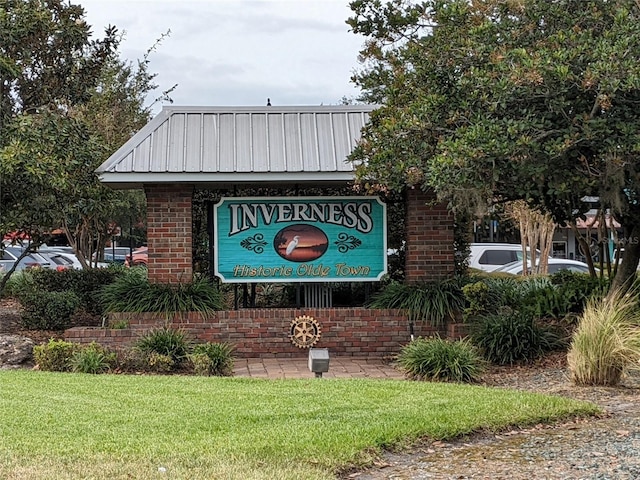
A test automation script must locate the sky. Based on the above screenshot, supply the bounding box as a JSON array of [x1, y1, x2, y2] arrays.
[[80, 0, 367, 114]]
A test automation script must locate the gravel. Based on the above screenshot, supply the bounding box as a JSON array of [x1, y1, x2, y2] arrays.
[[351, 354, 640, 480]]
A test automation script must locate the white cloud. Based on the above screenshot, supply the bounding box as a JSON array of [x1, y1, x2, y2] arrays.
[[80, 0, 365, 112]]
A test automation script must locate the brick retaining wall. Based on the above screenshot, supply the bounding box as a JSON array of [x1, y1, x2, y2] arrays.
[[64, 308, 464, 358]]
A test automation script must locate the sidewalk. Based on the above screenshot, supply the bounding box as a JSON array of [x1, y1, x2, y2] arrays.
[[233, 356, 405, 380]]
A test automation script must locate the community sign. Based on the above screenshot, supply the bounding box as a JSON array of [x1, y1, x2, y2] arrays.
[[214, 196, 387, 283]]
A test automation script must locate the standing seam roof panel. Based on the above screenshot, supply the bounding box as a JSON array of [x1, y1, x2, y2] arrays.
[[333, 112, 352, 171], [96, 105, 378, 181], [298, 113, 318, 171], [316, 114, 335, 172], [149, 121, 168, 172], [163, 114, 181, 172], [283, 113, 302, 172], [252, 114, 269, 172], [218, 114, 235, 172], [235, 114, 252, 173], [184, 113, 202, 172], [268, 113, 286, 172], [201, 114, 217, 172]]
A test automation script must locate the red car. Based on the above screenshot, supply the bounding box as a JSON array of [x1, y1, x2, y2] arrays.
[[125, 246, 148, 267]]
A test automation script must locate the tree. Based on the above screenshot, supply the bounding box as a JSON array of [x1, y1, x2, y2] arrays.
[[0, 0, 117, 288], [64, 35, 176, 266], [347, 0, 640, 290], [0, 0, 116, 130], [0, 1, 169, 290]]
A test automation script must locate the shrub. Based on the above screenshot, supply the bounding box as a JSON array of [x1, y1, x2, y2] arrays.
[[397, 336, 485, 383], [134, 327, 191, 368], [29, 267, 125, 315], [113, 349, 148, 373], [33, 339, 78, 372], [568, 290, 640, 386], [464, 273, 606, 322], [549, 270, 609, 315], [367, 279, 465, 326], [69, 342, 116, 374], [471, 311, 562, 365], [100, 271, 226, 317], [145, 352, 175, 373], [190, 342, 235, 376], [3, 270, 36, 298], [20, 290, 81, 330], [462, 281, 491, 320], [109, 319, 129, 329]]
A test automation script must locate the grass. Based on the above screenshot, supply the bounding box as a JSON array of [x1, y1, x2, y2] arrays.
[[568, 289, 640, 386], [0, 371, 598, 479]]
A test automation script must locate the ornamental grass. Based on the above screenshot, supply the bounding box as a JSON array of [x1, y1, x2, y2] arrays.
[[568, 289, 640, 386]]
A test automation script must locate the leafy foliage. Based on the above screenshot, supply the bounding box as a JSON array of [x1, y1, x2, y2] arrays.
[[134, 327, 191, 368], [0, 1, 170, 291], [27, 267, 125, 315], [69, 342, 116, 374], [462, 273, 606, 322], [190, 342, 235, 377], [471, 311, 562, 365], [33, 339, 78, 372], [366, 279, 465, 326], [19, 290, 81, 331], [100, 270, 227, 316], [548, 270, 609, 315], [0, 0, 118, 286], [144, 352, 175, 373], [397, 336, 485, 383], [568, 289, 640, 386], [2, 270, 36, 298], [348, 0, 640, 289]]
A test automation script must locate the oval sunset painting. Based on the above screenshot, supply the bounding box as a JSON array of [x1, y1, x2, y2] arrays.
[[273, 224, 329, 262]]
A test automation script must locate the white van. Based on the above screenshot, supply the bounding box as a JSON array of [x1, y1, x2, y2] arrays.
[[468, 243, 530, 272]]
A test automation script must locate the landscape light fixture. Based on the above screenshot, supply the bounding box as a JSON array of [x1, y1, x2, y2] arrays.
[[308, 348, 330, 378]]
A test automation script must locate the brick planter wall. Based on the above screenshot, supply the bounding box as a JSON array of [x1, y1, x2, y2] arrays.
[[65, 308, 445, 358]]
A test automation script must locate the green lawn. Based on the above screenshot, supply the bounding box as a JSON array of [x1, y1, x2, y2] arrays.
[[0, 371, 598, 479]]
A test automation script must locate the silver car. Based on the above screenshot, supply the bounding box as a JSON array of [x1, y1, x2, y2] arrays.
[[0, 246, 52, 273]]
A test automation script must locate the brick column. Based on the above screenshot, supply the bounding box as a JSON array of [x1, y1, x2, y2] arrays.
[[405, 188, 455, 283], [144, 184, 194, 284]]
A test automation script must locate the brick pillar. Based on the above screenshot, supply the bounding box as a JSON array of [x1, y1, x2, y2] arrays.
[[405, 188, 455, 283], [144, 184, 194, 284]]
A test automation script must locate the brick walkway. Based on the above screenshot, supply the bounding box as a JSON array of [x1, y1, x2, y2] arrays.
[[233, 357, 405, 380]]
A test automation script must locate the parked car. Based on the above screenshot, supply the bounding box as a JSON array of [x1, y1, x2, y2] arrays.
[[468, 243, 543, 272], [0, 246, 52, 272], [493, 258, 591, 275], [39, 249, 83, 270], [98, 246, 133, 265], [125, 246, 148, 267]]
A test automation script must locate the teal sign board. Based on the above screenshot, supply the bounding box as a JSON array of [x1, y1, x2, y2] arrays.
[[214, 196, 387, 283]]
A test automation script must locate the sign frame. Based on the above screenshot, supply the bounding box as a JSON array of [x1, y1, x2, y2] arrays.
[[213, 196, 387, 283]]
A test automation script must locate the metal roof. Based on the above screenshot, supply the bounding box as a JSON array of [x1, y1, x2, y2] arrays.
[[96, 105, 377, 189]]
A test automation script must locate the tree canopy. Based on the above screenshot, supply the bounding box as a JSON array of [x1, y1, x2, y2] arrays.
[[0, 0, 168, 288], [348, 0, 640, 288]]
